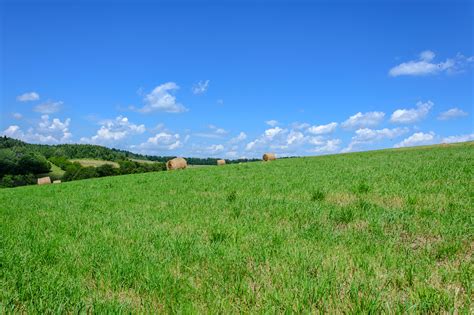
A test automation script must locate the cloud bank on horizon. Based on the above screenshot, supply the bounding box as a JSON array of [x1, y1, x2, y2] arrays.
[[3, 85, 473, 158]]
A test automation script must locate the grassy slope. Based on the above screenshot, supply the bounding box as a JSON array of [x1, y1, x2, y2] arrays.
[[70, 159, 120, 168], [1, 143, 473, 313]]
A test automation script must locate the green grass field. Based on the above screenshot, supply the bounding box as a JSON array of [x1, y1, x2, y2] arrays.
[[70, 159, 120, 168], [1, 143, 473, 313]]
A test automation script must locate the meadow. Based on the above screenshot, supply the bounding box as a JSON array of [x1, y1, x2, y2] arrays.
[[0, 143, 473, 313], [70, 159, 120, 168]]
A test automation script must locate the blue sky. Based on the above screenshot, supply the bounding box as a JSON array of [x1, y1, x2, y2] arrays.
[[1, 0, 473, 158]]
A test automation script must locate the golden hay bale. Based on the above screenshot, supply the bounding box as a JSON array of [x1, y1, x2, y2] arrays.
[[166, 157, 187, 170], [263, 153, 276, 161], [37, 177, 51, 185], [53, 180, 61, 184], [217, 159, 226, 166]]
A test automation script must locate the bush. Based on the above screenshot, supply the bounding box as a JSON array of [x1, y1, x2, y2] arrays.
[[96, 164, 118, 177], [0, 174, 36, 188], [18, 153, 51, 175]]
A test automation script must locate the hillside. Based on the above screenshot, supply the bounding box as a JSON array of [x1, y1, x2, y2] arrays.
[[0, 142, 473, 312], [0, 136, 258, 165]]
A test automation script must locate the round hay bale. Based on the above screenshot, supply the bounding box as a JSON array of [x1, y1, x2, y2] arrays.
[[37, 176, 51, 185], [217, 159, 226, 166], [53, 180, 61, 184], [262, 153, 276, 161], [166, 157, 187, 170]]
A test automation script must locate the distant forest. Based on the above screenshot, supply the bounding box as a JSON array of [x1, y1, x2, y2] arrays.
[[0, 136, 259, 188]]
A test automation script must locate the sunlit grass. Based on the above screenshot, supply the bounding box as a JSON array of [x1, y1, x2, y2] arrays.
[[1, 142, 473, 312], [70, 159, 120, 168]]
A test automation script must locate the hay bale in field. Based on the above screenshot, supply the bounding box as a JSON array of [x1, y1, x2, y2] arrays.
[[217, 159, 226, 166], [166, 157, 187, 170], [37, 177, 51, 185], [53, 180, 61, 184], [263, 153, 276, 161]]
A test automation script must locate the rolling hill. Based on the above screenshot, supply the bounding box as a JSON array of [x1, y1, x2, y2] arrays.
[[0, 142, 473, 312]]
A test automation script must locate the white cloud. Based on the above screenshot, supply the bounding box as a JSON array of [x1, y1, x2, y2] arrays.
[[352, 127, 409, 142], [207, 144, 224, 153], [2, 125, 21, 137], [342, 127, 409, 152], [229, 131, 247, 144], [307, 136, 325, 146], [245, 122, 343, 156], [80, 116, 145, 144], [390, 101, 433, 124], [310, 139, 341, 153], [389, 51, 473, 77], [34, 100, 63, 114], [245, 127, 288, 151], [136, 132, 182, 151], [245, 127, 308, 153], [285, 130, 305, 146], [307, 122, 338, 135], [136, 82, 187, 113], [441, 133, 474, 144], [265, 120, 279, 127], [437, 108, 468, 120], [216, 99, 224, 105], [192, 80, 210, 95], [394, 132, 435, 148], [341, 111, 385, 129], [2, 115, 72, 144], [12, 113, 23, 120], [16, 92, 39, 102]]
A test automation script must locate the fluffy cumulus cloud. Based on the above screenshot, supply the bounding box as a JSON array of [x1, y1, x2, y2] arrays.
[[192, 80, 210, 95], [16, 92, 40, 102], [245, 127, 288, 151], [135, 132, 182, 151], [34, 100, 63, 114], [441, 133, 474, 144], [307, 122, 338, 135], [341, 111, 385, 129], [390, 101, 433, 124], [136, 82, 187, 113], [245, 124, 341, 156], [389, 51, 474, 77], [12, 112, 23, 119], [2, 115, 72, 144], [80, 116, 145, 144], [342, 127, 409, 152], [437, 108, 468, 120], [394, 132, 436, 148]]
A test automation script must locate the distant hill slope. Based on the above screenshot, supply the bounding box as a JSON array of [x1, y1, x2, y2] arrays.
[[0, 136, 258, 165], [1, 141, 472, 312]]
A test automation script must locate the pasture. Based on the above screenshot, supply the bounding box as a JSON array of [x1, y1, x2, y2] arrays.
[[70, 159, 120, 168], [0, 143, 473, 313]]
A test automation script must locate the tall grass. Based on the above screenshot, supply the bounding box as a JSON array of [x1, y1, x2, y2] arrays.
[[1, 142, 473, 312]]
